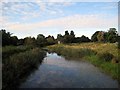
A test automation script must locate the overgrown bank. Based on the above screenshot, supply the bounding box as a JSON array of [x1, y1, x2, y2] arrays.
[[2, 48, 46, 89], [47, 43, 120, 83]]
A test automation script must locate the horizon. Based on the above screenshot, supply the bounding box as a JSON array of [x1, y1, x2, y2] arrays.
[[1, 1, 118, 39]]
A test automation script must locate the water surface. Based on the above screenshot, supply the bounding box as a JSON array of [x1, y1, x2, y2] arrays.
[[20, 53, 118, 88]]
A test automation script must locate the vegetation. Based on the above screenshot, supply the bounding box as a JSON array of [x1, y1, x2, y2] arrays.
[[91, 28, 118, 43], [1, 28, 120, 88], [2, 48, 46, 89], [57, 30, 91, 43], [2, 46, 32, 60], [47, 43, 120, 82]]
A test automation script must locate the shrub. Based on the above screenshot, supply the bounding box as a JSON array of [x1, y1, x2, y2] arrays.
[[111, 57, 119, 63], [48, 45, 97, 59], [118, 42, 120, 49], [2, 48, 46, 89], [2, 46, 31, 60], [98, 52, 114, 62]]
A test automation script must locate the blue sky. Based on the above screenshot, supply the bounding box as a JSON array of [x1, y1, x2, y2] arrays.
[[1, 0, 118, 39]]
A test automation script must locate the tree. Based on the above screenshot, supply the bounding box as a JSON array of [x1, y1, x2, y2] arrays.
[[46, 35, 56, 45], [24, 37, 36, 47], [97, 31, 105, 42], [1, 29, 11, 46], [57, 34, 64, 43], [65, 30, 69, 35], [118, 36, 120, 49], [63, 30, 74, 43], [10, 36, 18, 46], [70, 30, 75, 43], [80, 35, 91, 42], [36, 34, 47, 47], [91, 31, 100, 42], [17, 39, 24, 45], [107, 28, 118, 43]]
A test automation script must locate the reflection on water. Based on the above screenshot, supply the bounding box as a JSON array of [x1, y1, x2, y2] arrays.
[[20, 53, 118, 88]]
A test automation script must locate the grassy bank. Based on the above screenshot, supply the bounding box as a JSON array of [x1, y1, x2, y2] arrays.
[[2, 48, 46, 89], [47, 43, 120, 83], [2, 46, 32, 60]]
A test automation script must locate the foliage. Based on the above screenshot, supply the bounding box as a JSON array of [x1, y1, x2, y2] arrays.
[[118, 36, 120, 49], [1, 29, 19, 46], [2, 48, 46, 89], [36, 34, 47, 47], [2, 46, 31, 60], [91, 31, 100, 42], [91, 28, 118, 43], [97, 31, 105, 42], [47, 43, 119, 82], [24, 37, 36, 47], [57, 34, 64, 43], [107, 28, 118, 43], [46, 35, 56, 45], [17, 39, 24, 45], [79, 35, 91, 42], [98, 52, 114, 62]]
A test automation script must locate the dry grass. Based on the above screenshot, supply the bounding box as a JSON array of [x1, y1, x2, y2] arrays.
[[55, 43, 119, 58], [47, 42, 120, 82]]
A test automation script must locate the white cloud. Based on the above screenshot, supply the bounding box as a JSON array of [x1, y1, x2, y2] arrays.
[[1, 0, 119, 2], [6, 14, 117, 31], [3, 13, 117, 39], [1, 2, 73, 22]]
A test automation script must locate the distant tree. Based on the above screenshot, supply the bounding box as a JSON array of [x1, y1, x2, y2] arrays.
[[63, 30, 75, 43], [74, 37, 81, 43], [10, 36, 18, 46], [97, 31, 105, 42], [103, 32, 109, 42], [46, 35, 56, 45], [107, 28, 118, 43], [80, 35, 91, 42], [65, 30, 69, 35], [63, 35, 71, 43], [57, 34, 64, 43], [118, 36, 120, 49], [1, 29, 12, 46], [17, 39, 24, 45], [70, 30, 75, 36], [36, 34, 47, 47], [91, 31, 100, 42], [70, 30, 75, 43], [24, 37, 36, 47]]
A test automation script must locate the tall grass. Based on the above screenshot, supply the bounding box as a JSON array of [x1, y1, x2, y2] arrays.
[[2, 46, 31, 60], [2, 48, 46, 89], [47, 43, 119, 82]]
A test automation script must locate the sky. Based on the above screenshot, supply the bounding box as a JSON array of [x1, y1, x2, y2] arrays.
[[0, 0, 119, 39]]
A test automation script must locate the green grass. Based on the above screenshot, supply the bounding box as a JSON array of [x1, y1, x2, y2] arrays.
[[47, 42, 120, 83], [2, 48, 46, 89], [2, 45, 32, 60], [85, 55, 119, 80]]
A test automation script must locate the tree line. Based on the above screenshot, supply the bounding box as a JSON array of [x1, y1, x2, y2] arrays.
[[0, 28, 119, 47]]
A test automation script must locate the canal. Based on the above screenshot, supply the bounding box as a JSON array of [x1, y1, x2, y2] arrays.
[[20, 52, 118, 88]]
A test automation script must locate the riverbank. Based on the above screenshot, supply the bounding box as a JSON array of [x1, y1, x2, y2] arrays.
[[47, 43, 120, 83], [2, 46, 46, 89]]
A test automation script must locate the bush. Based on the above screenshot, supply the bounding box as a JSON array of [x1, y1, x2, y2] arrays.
[[98, 52, 114, 62], [2, 48, 46, 89], [118, 42, 120, 49], [48, 45, 96, 59], [2, 46, 31, 60], [111, 57, 119, 63]]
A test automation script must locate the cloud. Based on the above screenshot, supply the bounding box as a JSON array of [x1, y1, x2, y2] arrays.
[[1, 2, 75, 22], [6, 14, 117, 31], [1, 0, 119, 2]]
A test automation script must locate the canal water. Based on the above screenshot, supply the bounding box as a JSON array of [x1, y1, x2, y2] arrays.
[[20, 52, 118, 88]]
